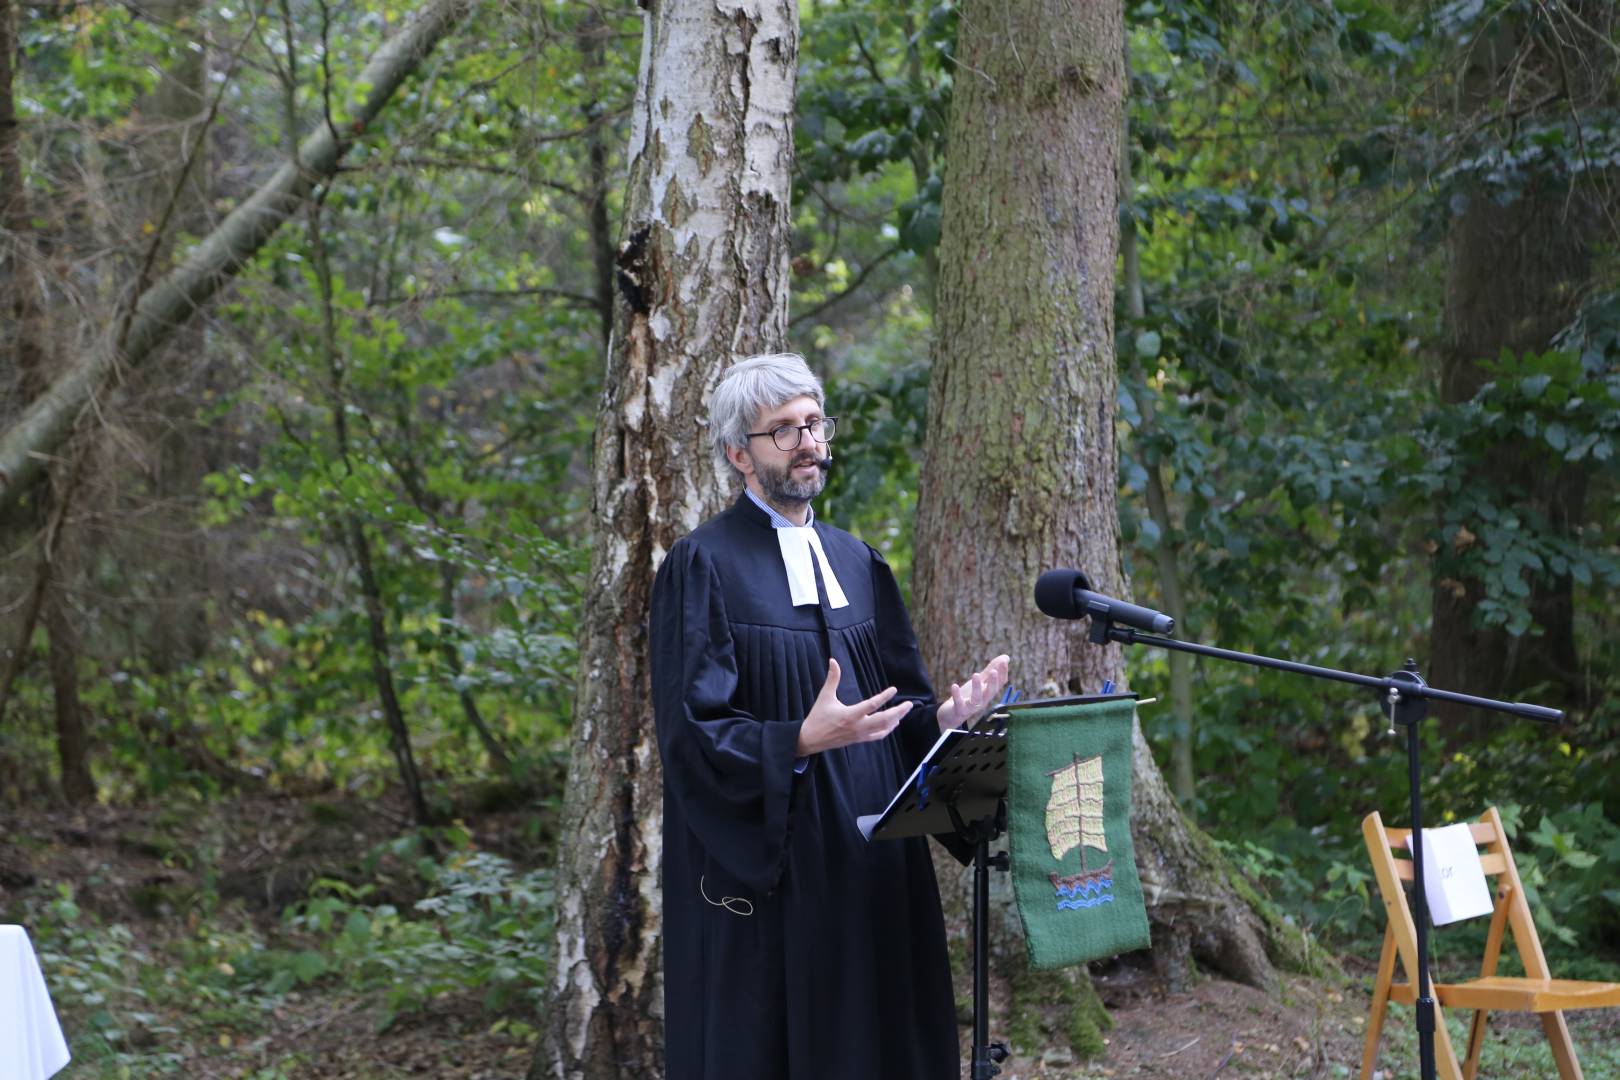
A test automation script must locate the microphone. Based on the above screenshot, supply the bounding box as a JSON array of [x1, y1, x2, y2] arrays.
[[814, 455, 832, 472], [1035, 569, 1174, 635]]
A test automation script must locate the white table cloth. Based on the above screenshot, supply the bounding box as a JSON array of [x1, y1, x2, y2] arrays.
[[0, 925, 70, 1079]]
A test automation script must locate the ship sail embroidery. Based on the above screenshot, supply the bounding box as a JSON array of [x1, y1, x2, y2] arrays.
[[1045, 753, 1116, 911]]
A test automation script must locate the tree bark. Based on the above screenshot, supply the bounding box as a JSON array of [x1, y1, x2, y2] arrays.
[[534, 0, 798, 1076], [1, 0, 45, 402], [1428, 9, 1611, 722], [42, 589, 94, 804], [118, 0, 218, 674], [2, 0, 92, 803], [138, 0, 210, 252], [0, 556, 47, 727], [0, 0, 20, 233], [1430, 189, 1592, 714], [0, 0, 473, 511], [913, 0, 1290, 1010]]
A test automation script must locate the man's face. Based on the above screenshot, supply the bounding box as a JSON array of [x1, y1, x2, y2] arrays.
[[733, 395, 829, 507]]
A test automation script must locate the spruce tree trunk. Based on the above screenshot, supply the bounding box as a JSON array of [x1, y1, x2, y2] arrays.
[[534, 0, 798, 1076], [1428, 10, 1610, 722], [913, 0, 1291, 1010], [140, 0, 208, 233], [1431, 192, 1592, 715], [43, 595, 94, 804], [132, 0, 215, 673], [0, 0, 46, 438]]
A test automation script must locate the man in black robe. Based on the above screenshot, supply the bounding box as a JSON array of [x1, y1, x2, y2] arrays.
[[651, 353, 1009, 1080]]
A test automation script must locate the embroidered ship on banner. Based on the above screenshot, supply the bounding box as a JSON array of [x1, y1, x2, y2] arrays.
[[1045, 753, 1115, 911]]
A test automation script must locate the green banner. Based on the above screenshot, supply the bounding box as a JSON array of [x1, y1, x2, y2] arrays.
[[1007, 698, 1150, 969]]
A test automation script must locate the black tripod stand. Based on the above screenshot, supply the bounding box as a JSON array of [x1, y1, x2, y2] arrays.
[[947, 793, 1011, 1080], [860, 728, 1011, 1079], [1085, 613, 1562, 1080]]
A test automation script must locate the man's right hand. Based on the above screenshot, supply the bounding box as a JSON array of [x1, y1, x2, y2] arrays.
[[796, 659, 913, 756]]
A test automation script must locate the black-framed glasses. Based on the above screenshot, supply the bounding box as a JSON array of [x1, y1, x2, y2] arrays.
[[745, 416, 838, 452]]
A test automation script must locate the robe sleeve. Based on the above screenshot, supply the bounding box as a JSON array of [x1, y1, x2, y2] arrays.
[[651, 538, 804, 895], [867, 547, 944, 770]]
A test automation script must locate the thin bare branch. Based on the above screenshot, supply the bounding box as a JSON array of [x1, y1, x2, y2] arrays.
[[788, 246, 903, 327]]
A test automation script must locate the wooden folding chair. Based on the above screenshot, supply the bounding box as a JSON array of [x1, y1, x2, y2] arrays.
[[1360, 807, 1620, 1080]]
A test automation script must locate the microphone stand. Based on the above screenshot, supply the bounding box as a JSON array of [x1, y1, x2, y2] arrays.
[[1085, 616, 1562, 1080]]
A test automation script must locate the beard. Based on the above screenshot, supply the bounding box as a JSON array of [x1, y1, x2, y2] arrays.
[[753, 451, 825, 510]]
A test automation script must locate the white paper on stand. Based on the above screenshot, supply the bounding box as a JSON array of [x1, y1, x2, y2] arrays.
[[0, 925, 72, 1080], [1407, 824, 1494, 925]]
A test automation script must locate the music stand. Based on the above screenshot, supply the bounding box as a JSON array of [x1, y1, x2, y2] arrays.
[[862, 728, 1010, 1079]]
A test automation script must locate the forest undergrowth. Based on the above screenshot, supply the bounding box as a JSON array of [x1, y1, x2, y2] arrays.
[[5, 787, 1617, 1080]]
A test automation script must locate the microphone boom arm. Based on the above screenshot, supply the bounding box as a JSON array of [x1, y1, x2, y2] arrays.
[[1097, 623, 1562, 723], [1092, 615, 1560, 1080]]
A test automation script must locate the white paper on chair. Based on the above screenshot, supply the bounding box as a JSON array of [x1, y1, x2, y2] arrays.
[[0, 925, 72, 1080], [1407, 824, 1494, 925]]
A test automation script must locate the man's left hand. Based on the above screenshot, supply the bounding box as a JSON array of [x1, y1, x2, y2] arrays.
[[936, 654, 1011, 732]]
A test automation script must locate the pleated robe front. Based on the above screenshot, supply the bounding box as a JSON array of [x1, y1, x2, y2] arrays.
[[651, 495, 960, 1080]]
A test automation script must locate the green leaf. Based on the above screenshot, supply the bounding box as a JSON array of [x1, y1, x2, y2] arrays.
[[1519, 373, 1552, 399], [343, 911, 372, 943], [291, 950, 328, 984]]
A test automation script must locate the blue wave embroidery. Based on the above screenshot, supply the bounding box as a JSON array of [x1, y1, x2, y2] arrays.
[[1052, 868, 1115, 911], [1053, 874, 1114, 899]]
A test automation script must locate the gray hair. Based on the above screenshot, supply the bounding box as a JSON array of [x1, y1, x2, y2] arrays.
[[709, 353, 825, 477]]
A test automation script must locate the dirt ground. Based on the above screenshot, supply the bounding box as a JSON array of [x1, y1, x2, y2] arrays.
[[994, 952, 1619, 1079], [3, 795, 1615, 1079], [1012, 967, 1358, 1078]]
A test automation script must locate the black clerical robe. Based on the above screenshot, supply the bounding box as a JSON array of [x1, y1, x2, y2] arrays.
[[651, 495, 959, 1080]]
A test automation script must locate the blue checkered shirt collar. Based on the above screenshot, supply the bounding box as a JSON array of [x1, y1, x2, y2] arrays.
[[745, 487, 815, 529]]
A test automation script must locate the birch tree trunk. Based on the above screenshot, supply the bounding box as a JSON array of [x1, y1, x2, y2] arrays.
[[913, 0, 1296, 1011], [0, 0, 471, 512], [534, 0, 798, 1076]]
